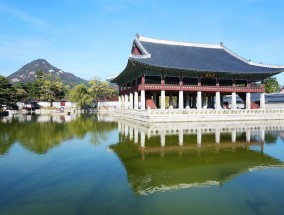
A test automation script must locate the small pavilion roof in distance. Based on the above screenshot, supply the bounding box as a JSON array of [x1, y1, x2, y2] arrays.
[[111, 34, 284, 84]]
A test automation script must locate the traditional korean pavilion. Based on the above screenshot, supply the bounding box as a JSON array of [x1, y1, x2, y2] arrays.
[[111, 34, 284, 110]]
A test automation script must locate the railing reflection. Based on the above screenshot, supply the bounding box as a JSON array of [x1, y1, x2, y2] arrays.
[[113, 117, 284, 158], [109, 116, 284, 195]]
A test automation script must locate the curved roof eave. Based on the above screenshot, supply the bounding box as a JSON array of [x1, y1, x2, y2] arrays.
[[130, 58, 283, 76], [111, 58, 283, 85]]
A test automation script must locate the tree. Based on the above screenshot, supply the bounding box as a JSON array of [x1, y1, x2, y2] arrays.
[[0, 76, 17, 110], [69, 84, 92, 109], [37, 73, 69, 106], [264, 77, 280, 93], [88, 78, 118, 105], [14, 82, 28, 101]]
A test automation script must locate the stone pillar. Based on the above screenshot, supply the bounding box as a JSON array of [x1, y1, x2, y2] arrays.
[[125, 94, 129, 109], [231, 92, 237, 110], [129, 127, 133, 140], [118, 122, 121, 133], [178, 129, 183, 146], [246, 92, 251, 110], [121, 95, 125, 109], [125, 125, 129, 137], [231, 129, 236, 143], [129, 93, 133, 109], [186, 93, 190, 108], [260, 93, 265, 109], [260, 129, 265, 142], [197, 128, 202, 145], [134, 128, 138, 144], [118, 96, 121, 107], [179, 91, 184, 110], [196, 91, 202, 110], [215, 128, 220, 144], [246, 130, 251, 142], [161, 132, 165, 147], [141, 131, 145, 148], [141, 90, 145, 110], [134, 91, 139, 110], [147, 130, 151, 139], [215, 91, 221, 109], [161, 90, 165, 110]]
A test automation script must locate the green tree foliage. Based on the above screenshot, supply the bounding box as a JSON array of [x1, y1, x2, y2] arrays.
[[264, 77, 280, 93], [69, 84, 92, 109], [14, 82, 28, 101], [88, 78, 118, 104], [0, 114, 117, 154], [40, 74, 68, 106], [16, 70, 70, 103], [69, 78, 118, 109], [0, 75, 17, 110]]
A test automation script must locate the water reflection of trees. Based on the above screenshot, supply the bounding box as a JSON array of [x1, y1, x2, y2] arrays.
[[0, 114, 117, 154]]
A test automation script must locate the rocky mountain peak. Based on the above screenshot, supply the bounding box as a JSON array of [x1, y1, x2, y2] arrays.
[[7, 59, 87, 87]]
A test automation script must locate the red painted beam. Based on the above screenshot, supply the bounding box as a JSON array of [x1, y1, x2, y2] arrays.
[[119, 84, 264, 95]]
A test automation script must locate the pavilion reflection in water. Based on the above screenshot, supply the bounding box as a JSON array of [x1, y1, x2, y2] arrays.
[[110, 118, 284, 195]]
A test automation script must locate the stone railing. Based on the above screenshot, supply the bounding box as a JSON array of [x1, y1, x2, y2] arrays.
[[148, 108, 284, 115], [114, 108, 284, 122]]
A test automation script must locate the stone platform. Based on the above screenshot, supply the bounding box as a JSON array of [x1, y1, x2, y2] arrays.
[[110, 108, 284, 122]]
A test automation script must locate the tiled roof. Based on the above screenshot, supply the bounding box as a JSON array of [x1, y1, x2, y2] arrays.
[[131, 35, 284, 74]]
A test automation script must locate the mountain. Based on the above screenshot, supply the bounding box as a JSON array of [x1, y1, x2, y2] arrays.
[[7, 59, 88, 87]]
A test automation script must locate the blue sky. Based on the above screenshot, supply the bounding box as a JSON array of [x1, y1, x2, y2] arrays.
[[0, 0, 284, 84]]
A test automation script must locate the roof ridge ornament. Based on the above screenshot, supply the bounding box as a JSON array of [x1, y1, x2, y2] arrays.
[[130, 34, 151, 59], [138, 35, 223, 49]]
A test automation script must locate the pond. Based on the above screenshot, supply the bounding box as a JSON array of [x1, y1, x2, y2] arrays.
[[0, 114, 284, 215]]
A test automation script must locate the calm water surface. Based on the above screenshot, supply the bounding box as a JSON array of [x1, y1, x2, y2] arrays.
[[1, 114, 284, 215]]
